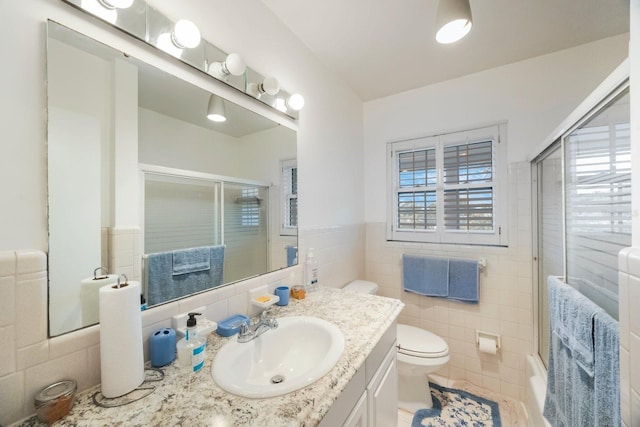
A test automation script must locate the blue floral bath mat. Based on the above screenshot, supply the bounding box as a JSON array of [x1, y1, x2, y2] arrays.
[[411, 382, 502, 427]]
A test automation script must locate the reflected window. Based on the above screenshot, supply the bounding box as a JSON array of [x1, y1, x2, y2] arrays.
[[281, 159, 298, 235]]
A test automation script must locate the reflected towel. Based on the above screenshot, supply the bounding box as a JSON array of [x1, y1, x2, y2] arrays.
[[172, 246, 210, 275], [402, 254, 449, 297], [286, 245, 298, 267], [448, 258, 479, 302], [144, 245, 225, 306]]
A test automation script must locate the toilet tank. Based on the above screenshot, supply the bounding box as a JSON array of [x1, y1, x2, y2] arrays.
[[343, 280, 379, 294]]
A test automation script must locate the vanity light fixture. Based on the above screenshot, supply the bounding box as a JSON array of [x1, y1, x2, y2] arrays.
[[206, 94, 227, 122], [435, 0, 473, 44], [171, 19, 201, 49], [209, 53, 247, 81], [247, 76, 280, 99], [97, 0, 133, 9]]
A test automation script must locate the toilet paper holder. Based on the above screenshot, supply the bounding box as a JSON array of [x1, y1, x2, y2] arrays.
[[476, 330, 501, 353]]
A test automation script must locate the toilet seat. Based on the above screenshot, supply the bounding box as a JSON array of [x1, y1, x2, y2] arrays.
[[397, 324, 449, 359]]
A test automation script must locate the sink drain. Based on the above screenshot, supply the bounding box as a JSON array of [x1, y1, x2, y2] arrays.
[[271, 375, 285, 384]]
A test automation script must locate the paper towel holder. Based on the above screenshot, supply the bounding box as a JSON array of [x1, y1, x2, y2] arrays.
[[476, 330, 501, 352]]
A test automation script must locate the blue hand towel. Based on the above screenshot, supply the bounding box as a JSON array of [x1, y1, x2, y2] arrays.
[[402, 254, 449, 297], [566, 283, 601, 377], [593, 310, 620, 427], [209, 245, 225, 286], [448, 258, 479, 302], [172, 246, 211, 275], [285, 245, 298, 267]]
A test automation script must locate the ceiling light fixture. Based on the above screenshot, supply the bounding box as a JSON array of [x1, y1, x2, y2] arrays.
[[247, 77, 280, 99], [97, 0, 133, 9], [206, 94, 227, 122], [435, 0, 473, 44], [171, 19, 201, 49], [208, 53, 247, 81]]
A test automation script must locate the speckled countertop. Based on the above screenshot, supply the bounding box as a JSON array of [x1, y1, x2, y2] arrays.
[[23, 287, 403, 427]]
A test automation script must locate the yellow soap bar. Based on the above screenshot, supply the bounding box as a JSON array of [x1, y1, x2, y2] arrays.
[[256, 296, 270, 303]]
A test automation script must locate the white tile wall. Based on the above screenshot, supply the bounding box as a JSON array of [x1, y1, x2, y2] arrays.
[[0, 223, 365, 426], [619, 246, 640, 427], [365, 162, 533, 401]]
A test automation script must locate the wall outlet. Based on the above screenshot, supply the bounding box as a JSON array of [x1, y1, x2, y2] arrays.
[[172, 306, 217, 338]]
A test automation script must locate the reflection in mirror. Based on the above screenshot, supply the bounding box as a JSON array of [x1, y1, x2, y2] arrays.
[[47, 21, 297, 337]]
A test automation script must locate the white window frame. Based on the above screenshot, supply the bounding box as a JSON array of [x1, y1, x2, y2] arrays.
[[386, 123, 508, 246], [280, 159, 298, 236]]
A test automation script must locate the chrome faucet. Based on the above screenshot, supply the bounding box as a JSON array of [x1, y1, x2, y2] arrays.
[[237, 309, 278, 343]]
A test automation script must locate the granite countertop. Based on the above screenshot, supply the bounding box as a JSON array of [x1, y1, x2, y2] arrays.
[[24, 287, 403, 427]]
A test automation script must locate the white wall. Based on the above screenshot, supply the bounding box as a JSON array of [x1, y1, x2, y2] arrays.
[[362, 35, 629, 401]]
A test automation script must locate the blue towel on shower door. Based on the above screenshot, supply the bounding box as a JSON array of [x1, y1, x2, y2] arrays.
[[402, 254, 449, 297], [448, 258, 479, 302], [593, 310, 620, 427]]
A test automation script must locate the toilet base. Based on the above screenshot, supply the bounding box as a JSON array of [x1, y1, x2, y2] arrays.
[[398, 371, 434, 412]]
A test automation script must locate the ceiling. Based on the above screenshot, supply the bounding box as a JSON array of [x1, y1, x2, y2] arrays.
[[262, 0, 630, 101]]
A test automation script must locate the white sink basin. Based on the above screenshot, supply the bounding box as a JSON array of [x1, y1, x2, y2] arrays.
[[211, 316, 345, 398]]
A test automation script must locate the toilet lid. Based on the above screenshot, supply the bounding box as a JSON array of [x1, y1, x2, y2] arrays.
[[397, 324, 449, 358]]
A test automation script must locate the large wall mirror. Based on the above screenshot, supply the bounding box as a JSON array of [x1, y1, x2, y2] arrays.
[[47, 21, 298, 337]]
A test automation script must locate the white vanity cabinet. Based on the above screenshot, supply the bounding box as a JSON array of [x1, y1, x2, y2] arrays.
[[319, 321, 398, 427]]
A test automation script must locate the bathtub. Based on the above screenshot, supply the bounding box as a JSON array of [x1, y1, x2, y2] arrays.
[[525, 355, 552, 427]]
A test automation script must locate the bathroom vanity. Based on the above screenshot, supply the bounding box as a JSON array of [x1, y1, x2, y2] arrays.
[[27, 288, 403, 426]]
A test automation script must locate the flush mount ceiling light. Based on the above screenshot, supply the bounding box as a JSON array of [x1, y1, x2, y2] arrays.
[[97, 0, 133, 9], [208, 53, 247, 81], [207, 94, 227, 122], [247, 77, 280, 99], [435, 0, 473, 44], [171, 19, 201, 49]]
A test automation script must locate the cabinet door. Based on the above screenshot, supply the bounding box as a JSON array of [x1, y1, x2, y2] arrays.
[[344, 391, 368, 427], [368, 346, 398, 427]]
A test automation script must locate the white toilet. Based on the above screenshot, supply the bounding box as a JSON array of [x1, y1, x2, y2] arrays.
[[343, 280, 450, 413]]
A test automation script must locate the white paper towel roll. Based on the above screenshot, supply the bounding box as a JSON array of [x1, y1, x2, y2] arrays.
[[478, 336, 497, 355], [99, 280, 145, 398], [81, 274, 118, 325]]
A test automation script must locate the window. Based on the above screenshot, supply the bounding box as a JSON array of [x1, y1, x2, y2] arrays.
[[281, 159, 298, 235], [239, 187, 261, 227], [387, 124, 507, 246]]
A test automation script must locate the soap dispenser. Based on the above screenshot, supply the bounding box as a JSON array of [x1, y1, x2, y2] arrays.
[[176, 313, 206, 373]]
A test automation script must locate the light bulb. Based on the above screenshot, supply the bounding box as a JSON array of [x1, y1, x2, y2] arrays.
[[81, 0, 117, 23], [436, 19, 472, 44], [157, 32, 183, 58], [171, 19, 201, 49], [261, 77, 280, 96], [287, 93, 305, 111], [224, 53, 246, 76], [208, 53, 246, 80]]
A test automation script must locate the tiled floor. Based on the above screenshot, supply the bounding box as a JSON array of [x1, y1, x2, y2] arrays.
[[397, 376, 528, 426]]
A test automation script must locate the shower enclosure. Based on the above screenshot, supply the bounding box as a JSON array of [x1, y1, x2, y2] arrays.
[[532, 82, 630, 367]]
